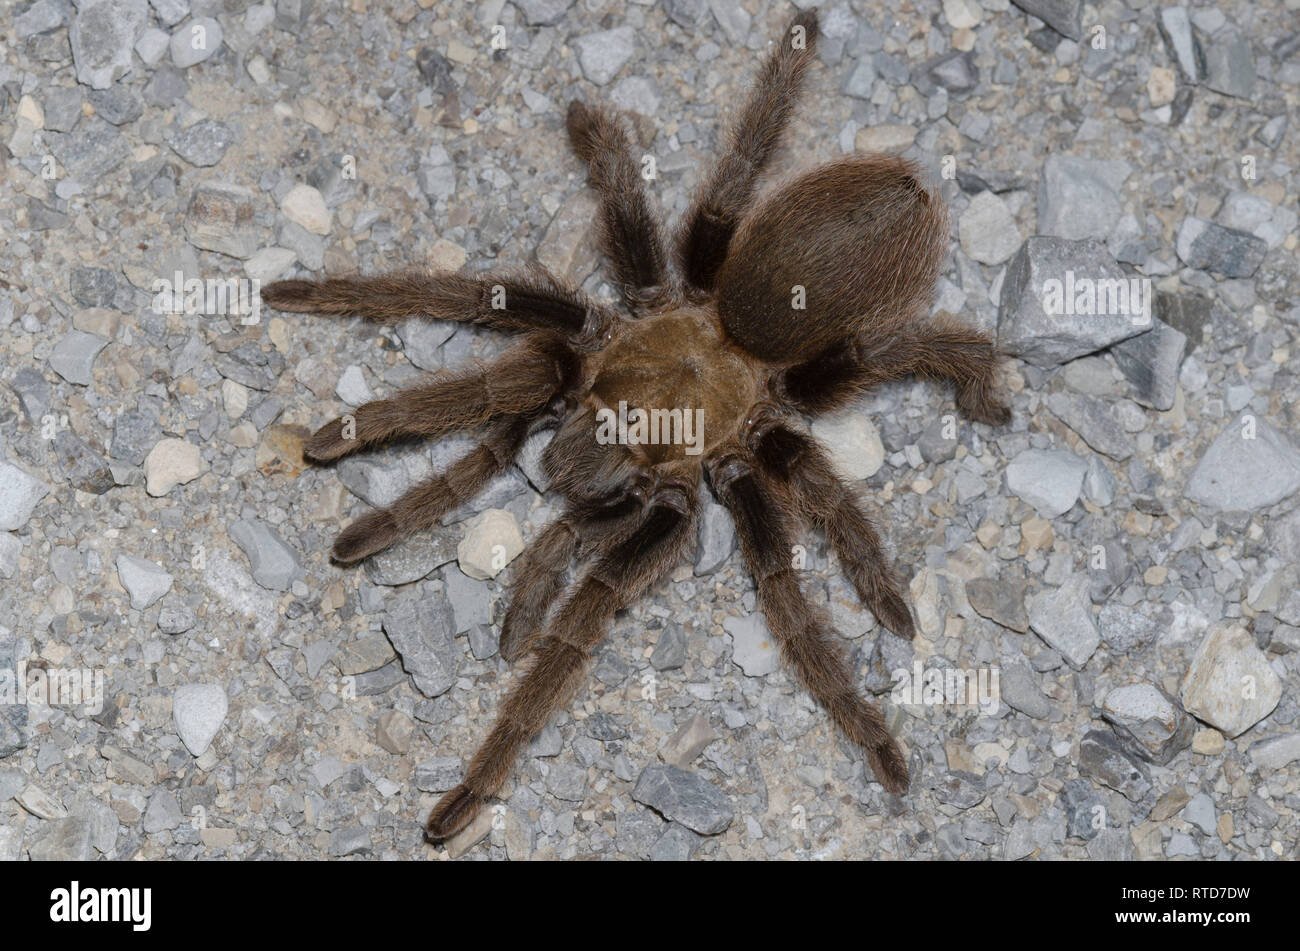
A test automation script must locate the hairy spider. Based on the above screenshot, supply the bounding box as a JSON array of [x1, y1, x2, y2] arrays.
[[262, 10, 1010, 845]]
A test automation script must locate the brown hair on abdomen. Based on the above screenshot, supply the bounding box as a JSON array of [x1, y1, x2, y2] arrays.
[[714, 154, 949, 365]]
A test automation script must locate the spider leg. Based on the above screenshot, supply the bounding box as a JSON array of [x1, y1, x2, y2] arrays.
[[426, 477, 698, 843], [304, 334, 580, 462], [706, 448, 908, 795], [330, 414, 532, 563], [500, 478, 652, 662], [565, 100, 672, 311], [262, 267, 614, 341], [746, 409, 914, 639], [778, 313, 1011, 426], [677, 10, 820, 295]]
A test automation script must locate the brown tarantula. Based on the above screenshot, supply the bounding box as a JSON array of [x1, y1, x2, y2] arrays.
[[262, 9, 1010, 844]]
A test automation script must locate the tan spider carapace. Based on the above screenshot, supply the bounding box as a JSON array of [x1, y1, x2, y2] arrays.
[[262, 10, 1010, 844]]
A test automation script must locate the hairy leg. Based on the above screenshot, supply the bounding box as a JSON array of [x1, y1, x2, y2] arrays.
[[746, 410, 914, 639], [566, 100, 671, 310], [262, 268, 614, 343], [427, 479, 698, 842], [304, 335, 580, 462], [331, 415, 532, 563], [778, 313, 1011, 425], [707, 448, 908, 795], [499, 478, 654, 661], [677, 10, 820, 294]]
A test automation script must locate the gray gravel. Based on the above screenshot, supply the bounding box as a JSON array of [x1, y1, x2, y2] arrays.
[[0, 0, 1297, 861]]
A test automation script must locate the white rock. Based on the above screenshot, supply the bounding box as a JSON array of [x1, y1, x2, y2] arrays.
[[943, 0, 982, 29], [811, 411, 885, 481], [959, 190, 1022, 265], [1005, 448, 1087, 517], [335, 365, 375, 406], [221, 379, 248, 418], [0, 460, 51, 530], [134, 26, 170, 66], [457, 509, 524, 580], [116, 554, 174, 610], [280, 183, 331, 235], [170, 17, 223, 68], [245, 247, 297, 283], [723, 614, 780, 677], [18, 785, 68, 820], [143, 438, 204, 497], [1249, 733, 1300, 771], [173, 684, 229, 756], [1180, 624, 1281, 737], [1028, 573, 1100, 668]]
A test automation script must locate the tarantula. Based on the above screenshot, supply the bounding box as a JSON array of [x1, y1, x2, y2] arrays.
[[262, 9, 1009, 844]]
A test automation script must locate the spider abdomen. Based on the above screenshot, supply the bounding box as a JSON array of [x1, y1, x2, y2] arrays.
[[714, 154, 949, 365]]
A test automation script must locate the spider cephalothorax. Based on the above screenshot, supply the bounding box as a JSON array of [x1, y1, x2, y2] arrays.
[[262, 9, 1010, 845]]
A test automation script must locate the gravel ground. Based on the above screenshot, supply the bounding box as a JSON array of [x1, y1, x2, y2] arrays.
[[1, 0, 1298, 861]]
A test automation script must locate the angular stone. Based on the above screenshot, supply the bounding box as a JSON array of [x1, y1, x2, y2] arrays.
[[170, 16, 223, 68], [0, 460, 50, 531], [573, 26, 635, 85], [173, 683, 228, 756], [1180, 624, 1281, 737], [456, 508, 524, 580], [1100, 681, 1194, 765], [185, 182, 257, 259], [723, 614, 778, 676], [695, 498, 736, 575], [1005, 448, 1087, 517], [632, 765, 733, 835], [1045, 391, 1134, 460], [382, 596, 459, 698], [1078, 729, 1151, 802], [1109, 317, 1187, 411], [143, 438, 204, 496], [1248, 734, 1300, 771], [364, 530, 457, 586], [1028, 573, 1100, 668], [166, 119, 236, 168], [536, 190, 599, 286], [116, 554, 174, 610], [1175, 217, 1268, 278], [1157, 7, 1204, 83], [965, 577, 1029, 632], [1011, 0, 1081, 41], [29, 817, 94, 861], [49, 331, 108, 385], [53, 429, 113, 494], [1037, 155, 1130, 241], [69, 0, 148, 89], [997, 237, 1147, 366], [1000, 664, 1051, 719], [229, 519, 304, 591], [1185, 415, 1300, 511], [1203, 26, 1254, 99], [811, 410, 884, 481]]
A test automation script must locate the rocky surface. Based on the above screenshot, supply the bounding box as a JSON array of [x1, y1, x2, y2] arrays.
[[0, 0, 1296, 862]]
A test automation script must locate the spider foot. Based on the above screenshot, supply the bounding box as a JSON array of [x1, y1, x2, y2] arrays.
[[874, 587, 916, 640], [332, 510, 399, 564], [425, 784, 486, 844], [260, 279, 324, 312], [957, 385, 1012, 427], [304, 416, 363, 462]]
